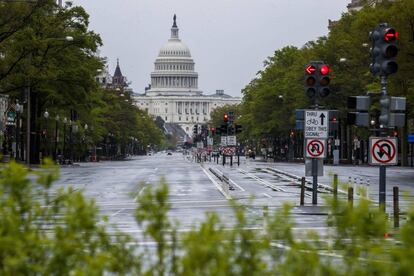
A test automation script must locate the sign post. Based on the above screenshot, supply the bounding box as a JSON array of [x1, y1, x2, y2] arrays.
[[369, 137, 398, 210], [304, 110, 329, 205]]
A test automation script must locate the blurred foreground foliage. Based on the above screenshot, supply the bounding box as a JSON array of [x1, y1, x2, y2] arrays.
[[0, 161, 414, 275]]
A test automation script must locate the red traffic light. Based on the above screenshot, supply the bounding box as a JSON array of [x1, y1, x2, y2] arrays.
[[384, 28, 398, 42], [320, 65, 330, 75], [305, 65, 316, 75], [223, 113, 229, 122]]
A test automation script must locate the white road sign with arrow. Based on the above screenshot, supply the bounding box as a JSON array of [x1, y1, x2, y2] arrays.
[[304, 110, 329, 139]]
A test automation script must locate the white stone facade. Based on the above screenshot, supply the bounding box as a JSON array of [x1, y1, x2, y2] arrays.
[[134, 15, 241, 136]]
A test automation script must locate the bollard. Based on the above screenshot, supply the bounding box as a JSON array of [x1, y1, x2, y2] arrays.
[[300, 177, 305, 206], [222, 154, 225, 166], [230, 156, 233, 167], [348, 187, 354, 208], [333, 174, 338, 199], [393, 186, 399, 228], [237, 154, 240, 166], [353, 177, 357, 194], [366, 179, 370, 200]]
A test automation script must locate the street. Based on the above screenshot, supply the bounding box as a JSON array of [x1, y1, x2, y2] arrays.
[[52, 152, 414, 242]]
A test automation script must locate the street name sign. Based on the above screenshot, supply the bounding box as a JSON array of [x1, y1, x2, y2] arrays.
[[305, 139, 326, 159], [305, 110, 329, 139], [369, 137, 398, 166], [227, 135, 237, 146]]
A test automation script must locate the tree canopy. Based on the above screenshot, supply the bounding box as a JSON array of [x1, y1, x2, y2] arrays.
[[240, 0, 414, 142]]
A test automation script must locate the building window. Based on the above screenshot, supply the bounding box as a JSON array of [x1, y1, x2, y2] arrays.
[[165, 117, 168, 121], [165, 108, 168, 113], [179, 117, 181, 121], [196, 117, 199, 121], [186, 117, 189, 121]]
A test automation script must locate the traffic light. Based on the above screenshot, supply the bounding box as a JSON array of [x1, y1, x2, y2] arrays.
[[329, 110, 339, 132], [210, 127, 216, 136], [223, 113, 229, 124], [379, 96, 390, 128], [235, 124, 242, 134], [370, 23, 399, 76], [318, 64, 330, 97], [347, 96, 370, 127], [378, 96, 407, 128], [220, 124, 227, 134], [215, 126, 222, 136], [228, 111, 235, 123], [304, 62, 331, 101], [304, 64, 317, 99], [347, 96, 371, 111]]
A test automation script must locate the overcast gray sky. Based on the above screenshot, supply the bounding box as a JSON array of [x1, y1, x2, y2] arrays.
[[73, 0, 350, 97]]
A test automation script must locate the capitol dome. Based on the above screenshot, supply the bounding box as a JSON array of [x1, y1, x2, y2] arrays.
[[146, 15, 201, 96], [158, 40, 191, 58]]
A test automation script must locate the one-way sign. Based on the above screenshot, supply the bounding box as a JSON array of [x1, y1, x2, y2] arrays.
[[305, 110, 329, 139]]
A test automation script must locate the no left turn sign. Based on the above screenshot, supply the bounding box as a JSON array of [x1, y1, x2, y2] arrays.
[[305, 139, 326, 159], [369, 137, 398, 165]]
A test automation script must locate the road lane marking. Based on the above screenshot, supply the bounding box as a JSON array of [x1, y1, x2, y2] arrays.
[[134, 186, 147, 202], [238, 169, 286, 192], [110, 208, 125, 217], [214, 168, 246, 192], [263, 193, 272, 198], [201, 167, 232, 200]]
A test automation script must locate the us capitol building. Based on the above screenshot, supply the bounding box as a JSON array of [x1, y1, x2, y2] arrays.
[[134, 15, 241, 137]]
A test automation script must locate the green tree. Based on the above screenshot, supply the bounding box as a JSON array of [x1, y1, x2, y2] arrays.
[[0, 161, 140, 275]]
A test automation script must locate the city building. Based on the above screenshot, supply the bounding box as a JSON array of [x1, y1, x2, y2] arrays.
[[329, 0, 385, 29], [96, 59, 132, 92], [134, 15, 241, 138], [346, 0, 391, 12]]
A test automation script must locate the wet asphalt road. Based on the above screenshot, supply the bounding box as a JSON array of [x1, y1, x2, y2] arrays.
[[52, 153, 414, 241]]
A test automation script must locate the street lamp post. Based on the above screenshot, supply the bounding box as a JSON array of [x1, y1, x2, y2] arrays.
[[24, 36, 73, 166], [68, 120, 72, 164], [70, 123, 78, 163], [43, 110, 49, 160], [84, 123, 88, 161], [15, 102, 23, 161], [54, 115, 59, 161]]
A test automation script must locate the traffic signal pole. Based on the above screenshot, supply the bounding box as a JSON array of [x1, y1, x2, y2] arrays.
[[312, 158, 318, 205], [379, 75, 388, 211]]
